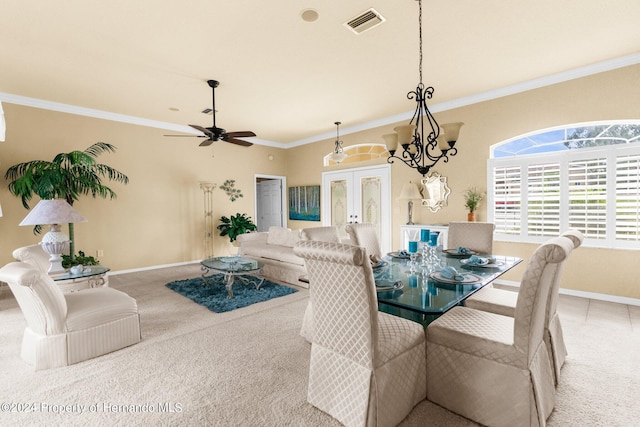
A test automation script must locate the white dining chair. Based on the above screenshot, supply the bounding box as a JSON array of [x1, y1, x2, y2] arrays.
[[345, 223, 383, 260], [426, 236, 574, 427], [464, 229, 584, 385], [294, 240, 426, 427], [446, 221, 495, 254]]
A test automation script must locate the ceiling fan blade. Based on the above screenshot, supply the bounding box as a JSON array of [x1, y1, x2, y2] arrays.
[[225, 137, 253, 147], [163, 134, 206, 138], [225, 131, 256, 138], [189, 124, 214, 138], [199, 139, 215, 147]]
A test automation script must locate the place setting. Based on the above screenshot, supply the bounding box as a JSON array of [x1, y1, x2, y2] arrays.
[[460, 255, 505, 269], [429, 266, 481, 285], [443, 246, 478, 258]]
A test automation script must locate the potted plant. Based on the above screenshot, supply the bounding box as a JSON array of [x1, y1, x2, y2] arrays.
[[463, 187, 485, 222], [5, 142, 129, 263], [217, 213, 257, 243]]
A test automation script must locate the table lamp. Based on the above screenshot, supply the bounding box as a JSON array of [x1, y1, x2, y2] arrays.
[[398, 181, 423, 225], [19, 199, 87, 275]]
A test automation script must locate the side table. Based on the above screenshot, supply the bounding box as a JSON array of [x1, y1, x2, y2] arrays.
[[53, 265, 110, 293]]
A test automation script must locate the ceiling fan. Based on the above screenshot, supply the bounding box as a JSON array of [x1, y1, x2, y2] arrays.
[[165, 79, 256, 147]]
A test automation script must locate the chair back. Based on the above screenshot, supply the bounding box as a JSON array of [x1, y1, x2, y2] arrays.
[[513, 237, 573, 359], [447, 222, 495, 254], [0, 262, 67, 336], [13, 244, 52, 273], [301, 226, 341, 243], [294, 240, 378, 369], [344, 223, 382, 259]]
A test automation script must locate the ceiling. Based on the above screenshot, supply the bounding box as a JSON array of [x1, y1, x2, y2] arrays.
[[1, 0, 639, 147]]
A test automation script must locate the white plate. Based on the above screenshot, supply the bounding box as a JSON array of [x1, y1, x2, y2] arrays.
[[372, 261, 388, 269], [376, 281, 404, 292], [388, 251, 421, 259], [460, 259, 504, 268], [429, 271, 481, 284], [219, 256, 242, 263]]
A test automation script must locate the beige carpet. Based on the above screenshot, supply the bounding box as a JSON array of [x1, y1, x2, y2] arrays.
[[0, 264, 638, 426]]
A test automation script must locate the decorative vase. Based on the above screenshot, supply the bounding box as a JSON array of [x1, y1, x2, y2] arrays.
[[467, 211, 476, 222]]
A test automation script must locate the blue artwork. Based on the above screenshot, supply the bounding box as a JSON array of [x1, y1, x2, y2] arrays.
[[289, 185, 320, 221]]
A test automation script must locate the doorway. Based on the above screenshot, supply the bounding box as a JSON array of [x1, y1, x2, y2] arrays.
[[254, 174, 287, 232]]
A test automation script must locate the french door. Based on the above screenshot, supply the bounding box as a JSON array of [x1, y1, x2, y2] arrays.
[[322, 165, 391, 253]]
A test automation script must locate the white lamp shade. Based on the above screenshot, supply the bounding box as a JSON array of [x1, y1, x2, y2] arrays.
[[399, 182, 423, 200], [441, 122, 464, 143], [331, 152, 348, 163], [394, 125, 416, 146], [382, 133, 398, 153], [19, 199, 87, 226]]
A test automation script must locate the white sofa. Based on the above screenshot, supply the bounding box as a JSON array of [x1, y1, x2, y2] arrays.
[[236, 227, 308, 288]]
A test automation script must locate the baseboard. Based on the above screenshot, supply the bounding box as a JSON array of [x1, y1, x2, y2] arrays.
[[108, 260, 200, 276], [494, 279, 640, 307]]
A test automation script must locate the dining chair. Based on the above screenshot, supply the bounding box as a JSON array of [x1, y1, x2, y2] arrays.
[[426, 236, 574, 427], [299, 226, 342, 343], [345, 223, 383, 260], [446, 221, 495, 254], [0, 261, 140, 370], [294, 240, 426, 427], [464, 229, 584, 385]]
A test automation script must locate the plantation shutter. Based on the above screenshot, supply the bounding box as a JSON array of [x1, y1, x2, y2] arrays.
[[527, 163, 560, 237], [616, 153, 640, 241], [492, 165, 521, 235], [568, 157, 607, 239]]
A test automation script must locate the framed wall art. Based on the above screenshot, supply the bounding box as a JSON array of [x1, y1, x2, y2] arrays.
[[289, 185, 320, 221]]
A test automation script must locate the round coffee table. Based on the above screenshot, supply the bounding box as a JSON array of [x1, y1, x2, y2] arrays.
[[200, 256, 264, 298]]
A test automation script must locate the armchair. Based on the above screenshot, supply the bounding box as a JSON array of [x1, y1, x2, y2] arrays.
[[0, 261, 140, 370]]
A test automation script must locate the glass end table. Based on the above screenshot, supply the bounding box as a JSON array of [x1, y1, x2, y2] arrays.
[[52, 265, 110, 293], [200, 256, 264, 298]]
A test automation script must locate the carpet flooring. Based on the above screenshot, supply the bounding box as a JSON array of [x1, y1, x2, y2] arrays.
[[0, 263, 638, 426]]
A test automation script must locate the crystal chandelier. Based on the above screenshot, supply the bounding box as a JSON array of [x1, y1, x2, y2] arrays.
[[384, 0, 463, 176], [331, 121, 348, 163]]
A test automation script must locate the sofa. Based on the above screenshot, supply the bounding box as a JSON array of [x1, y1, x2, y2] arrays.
[[236, 227, 308, 288]]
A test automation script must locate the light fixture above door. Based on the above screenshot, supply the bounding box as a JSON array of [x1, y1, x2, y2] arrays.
[[331, 121, 348, 163]]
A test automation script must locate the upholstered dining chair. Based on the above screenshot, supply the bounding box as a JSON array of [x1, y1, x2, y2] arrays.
[[0, 261, 140, 370], [464, 229, 584, 385], [345, 223, 383, 260], [446, 221, 495, 254], [426, 236, 574, 427], [299, 226, 342, 342], [294, 240, 426, 427]]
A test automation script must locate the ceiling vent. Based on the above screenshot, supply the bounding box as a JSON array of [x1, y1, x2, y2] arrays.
[[344, 8, 385, 34]]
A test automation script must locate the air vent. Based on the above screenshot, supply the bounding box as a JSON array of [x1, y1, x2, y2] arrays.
[[344, 8, 385, 34]]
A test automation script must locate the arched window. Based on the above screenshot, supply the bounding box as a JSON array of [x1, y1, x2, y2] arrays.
[[488, 121, 640, 248], [323, 143, 389, 166]]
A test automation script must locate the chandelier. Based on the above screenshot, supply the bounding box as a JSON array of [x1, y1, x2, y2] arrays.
[[331, 121, 348, 163], [384, 0, 463, 176]]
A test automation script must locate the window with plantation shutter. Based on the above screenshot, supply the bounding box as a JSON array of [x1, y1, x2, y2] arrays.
[[488, 121, 640, 249], [492, 166, 521, 235], [616, 153, 640, 241], [527, 163, 560, 237]]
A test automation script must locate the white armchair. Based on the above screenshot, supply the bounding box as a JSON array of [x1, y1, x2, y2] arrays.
[[294, 240, 426, 427], [426, 236, 574, 427], [13, 244, 109, 292], [0, 262, 140, 370]]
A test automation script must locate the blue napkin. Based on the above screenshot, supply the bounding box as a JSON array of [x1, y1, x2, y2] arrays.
[[440, 266, 465, 281], [397, 250, 411, 257], [457, 247, 472, 255], [467, 255, 496, 265]]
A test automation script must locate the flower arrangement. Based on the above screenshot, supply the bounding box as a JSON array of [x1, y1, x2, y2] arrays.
[[464, 187, 485, 213]]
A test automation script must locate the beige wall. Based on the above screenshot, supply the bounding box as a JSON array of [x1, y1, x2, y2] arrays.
[[1, 64, 639, 299]]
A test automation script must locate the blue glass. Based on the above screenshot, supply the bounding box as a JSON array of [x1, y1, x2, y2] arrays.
[[429, 232, 439, 247], [420, 229, 430, 242], [408, 241, 418, 253]]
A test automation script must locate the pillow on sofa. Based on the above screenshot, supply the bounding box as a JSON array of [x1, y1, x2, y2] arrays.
[[267, 227, 301, 248]]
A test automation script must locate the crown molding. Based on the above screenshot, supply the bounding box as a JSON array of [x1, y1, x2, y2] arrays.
[[2, 53, 639, 148]]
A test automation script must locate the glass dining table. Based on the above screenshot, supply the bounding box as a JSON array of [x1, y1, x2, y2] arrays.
[[374, 251, 522, 326]]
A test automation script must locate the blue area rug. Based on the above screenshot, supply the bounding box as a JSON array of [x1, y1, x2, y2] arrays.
[[165, 274, 297, 313]]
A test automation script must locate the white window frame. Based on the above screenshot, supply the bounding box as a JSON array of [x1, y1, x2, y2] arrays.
[[488, 124, 640, 250]]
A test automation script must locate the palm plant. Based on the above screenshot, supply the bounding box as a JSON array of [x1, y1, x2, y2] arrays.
[[5, 142, 129, 261]]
